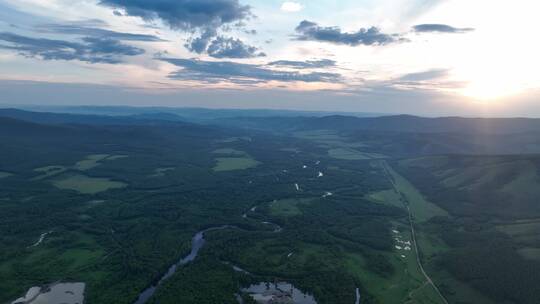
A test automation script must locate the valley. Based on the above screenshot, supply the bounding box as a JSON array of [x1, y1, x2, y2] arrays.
[[1, 109, 540, 304]]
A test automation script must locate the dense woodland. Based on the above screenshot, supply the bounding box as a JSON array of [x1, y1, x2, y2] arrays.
[[2, 109, 540, 304]]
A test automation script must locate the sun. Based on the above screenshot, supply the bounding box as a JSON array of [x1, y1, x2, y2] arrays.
[[453, 61, 529, 102], [461, 78, 522, 102]]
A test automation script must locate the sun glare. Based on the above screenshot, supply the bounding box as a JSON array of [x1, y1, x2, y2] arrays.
[[461, 78, 522, 102], [453, 51, 531, 102]]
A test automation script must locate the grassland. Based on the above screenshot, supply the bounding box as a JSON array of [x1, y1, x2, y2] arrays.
[[0, 171, 13, 178], [496, 221, 540, 260], [399, 156, 540, 218], [106, 155, 128, 161], [399, 156, 449, 170], [213, 157, 260, 171], [517, 247, 540, 260], [74, 154, 110, 170], [212, 148, 248, 156], [212, 147, 260, 171], [150, 167, 176, 177], [74, 154, 128, 170], [294, 130, 360, 144], [496, 220, 540, 239], [365, 189, 403, 208], [373, 162, 451, 304], [293, 129, 386, 160], [215, 136, 252, 143], [269, 198, 314, 217], [294, 130, 371, 148], [384, 163, 448, 222], [328, 148, 386, 160], [33, 154, 129, 181], [350, 193, 446, 304], [344, 219, 450, 304], [52, 174, 127, 194], [32, 165, 68, 180], [293, 129, 344, 140], [279, 147, 301, 153]]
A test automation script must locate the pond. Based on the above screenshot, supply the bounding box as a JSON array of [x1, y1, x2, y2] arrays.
[[12, 283, 85, 304], [242, 282, 317, 304]]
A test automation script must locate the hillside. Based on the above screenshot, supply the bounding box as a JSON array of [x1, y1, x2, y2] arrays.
[[215, 114, 540, 134]]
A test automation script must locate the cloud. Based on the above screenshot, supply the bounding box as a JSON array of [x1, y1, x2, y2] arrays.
[[268, 59, 336, 69], [294, 20, 405, 46], [0, 32, 144, 64], [99, 0, 252, 32], [413, 24, 474, 34], [185, 33, 263, 58], [207, 36, 265, 58], [159, 57, 341, 84], [397, 69, 449, 81], [185, 29, 217, 54], [99, 0, 260, 58], [392, 68, 466, 90], [0, 79, 484, 117], [39, 23, 165, 42], [281, 2, 304, 12]]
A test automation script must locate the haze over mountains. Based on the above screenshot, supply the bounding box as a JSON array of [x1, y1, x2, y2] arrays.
[[4, 107, 540, 158], [4, 107, 540, 134]]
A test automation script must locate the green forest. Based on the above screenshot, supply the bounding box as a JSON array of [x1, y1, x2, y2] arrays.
[[2, 110, 540, 304]]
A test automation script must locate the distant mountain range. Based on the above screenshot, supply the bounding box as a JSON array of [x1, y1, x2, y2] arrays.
[[4, 108, 540, 135], [3, 105, 385, 122], [0, 108, 186, 125], [3, 107, 540, 157], [214, 114, 540, 135]]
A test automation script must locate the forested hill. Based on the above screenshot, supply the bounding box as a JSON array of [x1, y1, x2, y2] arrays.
[[0, 113, 226, 144], [214, 114, 540, 134], [0, 108, 185, 125]]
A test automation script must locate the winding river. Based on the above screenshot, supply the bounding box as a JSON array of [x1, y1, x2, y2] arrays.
[[132, 205, 284, 304], [133, 225, 236, 304], [355, 287, 361, 304]]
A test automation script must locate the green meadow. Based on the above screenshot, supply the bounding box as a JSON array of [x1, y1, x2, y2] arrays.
[[150, 167, 176, 177], [269, 198, 314, 217], [328, 148, 387, 160], [53, 174, 127, 194], [0, 171, 13, 179], [213, 157, 260, 171]]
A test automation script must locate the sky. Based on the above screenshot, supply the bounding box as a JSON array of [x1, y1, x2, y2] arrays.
[[1, 0, 540, 116]]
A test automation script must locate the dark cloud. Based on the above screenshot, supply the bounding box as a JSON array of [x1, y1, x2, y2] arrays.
[[413, 24, 474, 34], [207, 36, 265, 58], [0, 32, 144, 64], [113, 10, 123, 16], [294, 20, 404, 46], [159, 57, 341, 84], [98, 0, 260, 58], [99, 0, 252, 32], [39, 23, 165, 41], [185, 33, 264, 59], [185, 29, 217, 53], [268, 59, 336, 69]]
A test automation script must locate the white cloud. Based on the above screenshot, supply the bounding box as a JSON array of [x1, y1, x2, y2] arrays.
[[280, 2, 303, 13]]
